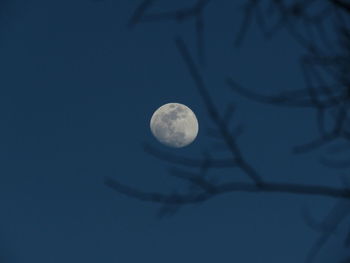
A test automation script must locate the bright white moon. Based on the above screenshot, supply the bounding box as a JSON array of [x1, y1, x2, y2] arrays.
[[150, 103, 199, 148]]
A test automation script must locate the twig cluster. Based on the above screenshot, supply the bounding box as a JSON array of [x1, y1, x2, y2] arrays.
[[105, 37, 350, 210], [232, 1, 350, 262], [105, 1, 350, 262]]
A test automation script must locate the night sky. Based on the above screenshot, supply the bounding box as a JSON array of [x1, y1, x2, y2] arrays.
[[0, 0, 349, 262]]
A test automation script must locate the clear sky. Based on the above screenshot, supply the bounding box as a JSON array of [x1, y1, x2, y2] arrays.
[[0, 0, 348, 262]]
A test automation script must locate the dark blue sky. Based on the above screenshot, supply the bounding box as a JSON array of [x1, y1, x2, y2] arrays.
[[0, 0, 348, 262]]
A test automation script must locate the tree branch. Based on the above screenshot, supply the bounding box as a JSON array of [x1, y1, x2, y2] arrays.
[[105, 176, 350, 205], [331, 0, 350, 13], [175, 37, 264, 186]]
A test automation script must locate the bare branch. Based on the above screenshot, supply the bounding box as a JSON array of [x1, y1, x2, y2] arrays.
[[168, 167, 218, 193], [175, 37, 264, 186], [223, 102, 236, 124], [331, 0, 350, 13], [234, 0, 256, 46], [321, 142, 350, 168], [339, 257, 350, 263], [227, 77, 344, 108], [293, 132, 338, 154], [128, 0, 154, 28], [305, 199, 350, 263], [105, 176, 350, 205], [139, 0, 210, 23], [129, 0, 211, 63], [105, 176, 212, 204], [302, 205, 336, 232], [345, 223, 350, 247]]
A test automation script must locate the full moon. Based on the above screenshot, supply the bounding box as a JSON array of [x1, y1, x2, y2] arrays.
[[150, 103, 199, 148]]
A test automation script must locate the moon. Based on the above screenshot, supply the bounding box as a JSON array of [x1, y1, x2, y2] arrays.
[[150, 103, 199, 148]]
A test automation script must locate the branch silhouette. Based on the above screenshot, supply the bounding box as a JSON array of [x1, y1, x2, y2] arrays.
[[108, 1, 350, 262], [235, 0, 335, 51], [321, 143, 350, 168], [234, 3, 350, 261], [106, 38, 350, 210], [128, 0, 211, 64], [174, 37, 264, 186], [105, 176, 350, 205], [332, 0, 350, 13], [304, 199, 350, 263], [229, 22, 350, 155]]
